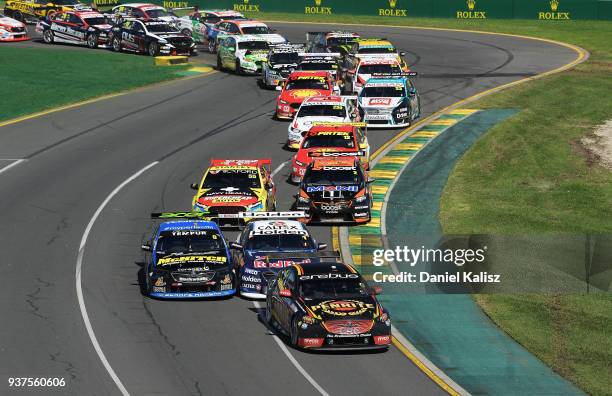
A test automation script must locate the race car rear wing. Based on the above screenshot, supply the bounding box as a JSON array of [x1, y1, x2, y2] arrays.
[[298, 52, 341, 58], [259, 250, 341, 260], [371, 72, 418, 78], [308, 150, 366, 157], [151, 211, 307, 220], [209, 158, 272, 168], [310, 121, 368, 135]]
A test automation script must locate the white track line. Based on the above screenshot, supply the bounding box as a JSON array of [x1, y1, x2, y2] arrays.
[[76, 161, 158, 396], [252, 301, 329, 396], [0, 159, 25, 175], [271, 160, 289, 177]]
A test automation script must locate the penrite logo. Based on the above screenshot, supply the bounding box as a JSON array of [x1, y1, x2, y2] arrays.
[[378, 0, 407, 17], [305, 0, 332, 14], [233, 0, 260, 12], [456, 0, 486, 19], [538, 0, 570, 20]]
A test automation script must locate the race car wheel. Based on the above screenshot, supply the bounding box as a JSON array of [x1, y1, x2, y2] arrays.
[[111, 36, 121, 52], [148, 42, 159, 57], [46, 10, 55, 19], [181, 28, 191, 37], [208, 40, 216, 54], [42, 29, 54, 44], [290, 316, 299, 347], [216, 55, 224, 71], [86, 33, 98, 49], [235, 60, 243, 75]]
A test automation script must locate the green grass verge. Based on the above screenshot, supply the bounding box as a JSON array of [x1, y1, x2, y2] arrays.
[[0, 46, 189, 122], [250, 12, 612, 395]]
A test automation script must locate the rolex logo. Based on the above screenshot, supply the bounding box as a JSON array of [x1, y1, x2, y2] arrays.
[[550, 0, 559, 11], [314, 0, 321, 5], [388, 0, 397, 8], [466, 0, 476, 11]]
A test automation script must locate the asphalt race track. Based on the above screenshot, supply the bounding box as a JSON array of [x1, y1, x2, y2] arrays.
[[0, 23, 578, 395]]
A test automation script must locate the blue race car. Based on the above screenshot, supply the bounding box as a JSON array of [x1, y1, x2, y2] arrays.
[[358, 72, 420, 128], [142, 215, 235, 299], [230, 219, 337, 299]]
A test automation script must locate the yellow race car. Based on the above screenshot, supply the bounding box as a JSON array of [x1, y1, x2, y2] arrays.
[[4, 0, 91, 23], [190, 159, 277, 226]]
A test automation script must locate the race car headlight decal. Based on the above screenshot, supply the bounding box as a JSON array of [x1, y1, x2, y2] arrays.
[[159, 39, 168, 44], [301, 315, 317, 328], [377, 312, 391, 326], [279, 99, 289, 105], [354, 194, 367, 203], [194, 202, 209, 212], [294, 159, 305, 166]]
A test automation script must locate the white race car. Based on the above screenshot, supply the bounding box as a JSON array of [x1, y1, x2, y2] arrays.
[[287, 95, 358, 149], [342, 57, 403, 95], [0, 12, 28, 42], [358, 74, 420, 128], [110, 3, 178, 25]]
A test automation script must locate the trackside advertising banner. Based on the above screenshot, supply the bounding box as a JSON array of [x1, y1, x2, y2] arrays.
[[131, 0, 612, 20]]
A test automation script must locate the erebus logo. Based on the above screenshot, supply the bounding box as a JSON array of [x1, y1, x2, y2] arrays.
[[538, 0, 570, 19], [378, 0, 407, 16], [305, 0, 332, 14], [456, 0, 486, 19]]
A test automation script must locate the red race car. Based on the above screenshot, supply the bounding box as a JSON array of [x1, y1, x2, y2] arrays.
[[0, 12, 28, 42], [290, 124, 370, 183], [275, 71, 339, 120]]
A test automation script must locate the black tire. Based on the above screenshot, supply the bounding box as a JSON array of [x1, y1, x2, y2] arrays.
[[148, 42, 158, 57], [290, 316, 299, 347], [181, 28, 191, 37], [86, 33, 98, 49], [42, 29, 53, 44], [217, 55, 223, 71], [111, 36, 121, 52], [235, 59, 242, 75]]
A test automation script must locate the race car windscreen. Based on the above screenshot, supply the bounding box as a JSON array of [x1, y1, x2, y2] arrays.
[[358, 63, 402, 74], [270, 52, 299, 64], [297, 104, 345, 118], [145, 23, 178, 33], [241, 26, 269, 34], [156, 230, 225, 256], [286, 77, 328, 90], [303, 134, 355, 149], [358, 47, 396, 54], [327, 37, 356, 47], [145, 9, 174, 18], [238, 41, 269, 51], [303, 168, 361, 185], [298, 62, 336, 71], [246, 234, 315, 250], [83, 17, 107, 25], [361, 85, 405, 97], [299, 278, 367, 299], [203, 169, 261, 189]]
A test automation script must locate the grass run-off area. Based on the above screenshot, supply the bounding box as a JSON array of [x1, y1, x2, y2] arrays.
[[0, 45, 189, 122], [249, 12, 612, 396]]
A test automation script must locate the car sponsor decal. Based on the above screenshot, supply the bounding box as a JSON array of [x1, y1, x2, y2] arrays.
[[157, 255, 227, 265], [306, 185, 359, 192], [368, 98, 391, 105], [309, 299, 375, 316]]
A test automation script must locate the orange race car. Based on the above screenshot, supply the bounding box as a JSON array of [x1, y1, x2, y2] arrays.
[[275, 71, 340, 120], [289, 124, 370, 183]]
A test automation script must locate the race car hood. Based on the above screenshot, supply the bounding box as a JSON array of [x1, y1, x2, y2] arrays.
[[255, 33, 286, 44], [305, 296, 377, 322], [359, 96, 403, 109], [155, 254, 228, 269], [244, 251, 316, 271], [0, 16, 24, 28], [293, 116, 346, 132], [238, 49, 268, 63], [281, 89, 331, 104], [197, 188, 261, 207], [303, 184, 361, 200]]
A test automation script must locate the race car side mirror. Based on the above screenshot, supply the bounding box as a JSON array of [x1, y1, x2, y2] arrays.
[[190, 183, 199, 190], [366, 178, 376, 184], [275, 85, 283, 91], [230, 242, 243, 250], [265, 182, 273, 189], [399, 51, 406, 57], [408, 87, 417, 96], [279, 289, 292, 298], [141, 243, 151, 251], [317, 243, 327, 250]]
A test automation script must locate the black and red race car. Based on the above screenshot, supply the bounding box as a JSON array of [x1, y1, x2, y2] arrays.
[[265, 262, 391, 350], [110, 18, 195, 56], [36, 10, 112, 48]]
